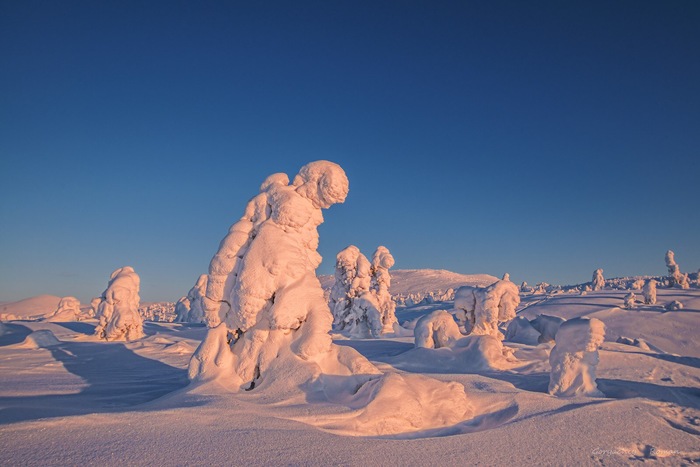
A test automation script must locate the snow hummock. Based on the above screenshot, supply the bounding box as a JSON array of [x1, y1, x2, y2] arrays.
[[19, 329, 61, 349], [46, 296, 82, 322], [94, 266, 145, 341], [529, 314, 565, 344], [175, 274, 208, 323], [454, 277, 520, 339], [548, 317, 606, 397], [189, 161, 474, 435], [414, 310, 462, 349]]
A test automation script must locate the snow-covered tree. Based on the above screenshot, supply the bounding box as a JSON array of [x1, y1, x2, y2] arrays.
[[642, 279, 657, 305], [623, 292, 637, 309], [46, 296, 82, 322], [329, 245, 373, 335], [175, 274, 208, 323], [369, 246, 397, 335], [665, 250, 690, 289], [188, 162, 474, 435], [454, 276, 520, 340], [94, 266, 144, 341], [548, 317, 605, 397], [414, 310, 462, 349], [591, 268, 605, 291]]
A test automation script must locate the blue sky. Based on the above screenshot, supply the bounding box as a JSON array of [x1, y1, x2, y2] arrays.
[[1, 1, 698, 302]]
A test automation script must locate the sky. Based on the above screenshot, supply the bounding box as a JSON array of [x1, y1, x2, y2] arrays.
[[1, 1, 698, 303]]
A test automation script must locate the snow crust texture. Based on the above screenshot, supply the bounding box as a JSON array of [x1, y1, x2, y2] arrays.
[[94, 266, 144, 341], [548, 317, 605, 397]]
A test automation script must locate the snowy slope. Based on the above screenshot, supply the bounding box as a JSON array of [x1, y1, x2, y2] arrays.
[[319, 268, 498, 294], [0, 295, 62, 320]]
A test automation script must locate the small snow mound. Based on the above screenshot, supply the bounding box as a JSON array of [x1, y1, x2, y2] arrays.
[[530, 314, 565, 343], [414, 310, 462, 349], [665, 300, 684, 311], [616, 336, 651, 351], [308, 372, 474, 436], [504, 316, 540, 345], [20, 330, 61, 349]]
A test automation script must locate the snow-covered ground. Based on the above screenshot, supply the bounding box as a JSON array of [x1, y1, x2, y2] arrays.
[[1, 276, 699, 465]]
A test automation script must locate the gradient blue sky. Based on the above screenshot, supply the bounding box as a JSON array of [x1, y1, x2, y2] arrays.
[[1, 1, 698, 302]]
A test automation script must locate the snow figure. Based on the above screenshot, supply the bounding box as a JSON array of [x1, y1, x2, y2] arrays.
[[665, 300, 684, 311], [47, 297, 82, 322], [175, 275, 208, 323], [414, 310, 462, 349], [369, 246, 398, 335], [548, 317, 606, 397], [329, 245, 373, 335], [642, 279, 657, 305], [174, 296, 190, 322], [94, 266, 144, 341], [454, 277, 520, 339], [665, 250, 690, 289], [89, 297, 101, 318], [530, 314, 565, 343], [502, 273, 510, 281], [623, 292, 637, 309], [592, 268, 605, 291], [188, 162, 474, 436]]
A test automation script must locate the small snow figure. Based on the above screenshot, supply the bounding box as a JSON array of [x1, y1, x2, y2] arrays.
[[414, 310, 462, 349], [94, 266, 144, 341], [369, 246, 398, 335], [665, 300, 684, 311], [454, 277, 520, 339], [502, 273, 510, 281], [665, 250, 690, 289], [623, 292, 637, 309], [47, 297, 82, 322], [592, 269, 605, 291], [548, 317, 606, 397], [642, 279, 657, 305], [175, 274, 208, 323]]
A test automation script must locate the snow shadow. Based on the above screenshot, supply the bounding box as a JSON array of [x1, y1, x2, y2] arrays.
[[54, 321, 96, 335], [334, 339, 413, 360], [598, 378, 700, 408], [0, 341, 189, 424], [0, 323, 33, 347]]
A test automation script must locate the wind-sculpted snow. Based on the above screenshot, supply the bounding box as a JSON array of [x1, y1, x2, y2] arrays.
[[189, 161, 474, 436], [46, 296, 82, 322], [548, 317, 605, 397], [454, 278, 520, 339], [414, 310, 462, 349], [94, 266, 144, 341]]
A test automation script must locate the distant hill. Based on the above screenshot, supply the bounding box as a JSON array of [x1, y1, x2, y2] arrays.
[[319, 269, 498, 295], [0, 295, 63, 320]]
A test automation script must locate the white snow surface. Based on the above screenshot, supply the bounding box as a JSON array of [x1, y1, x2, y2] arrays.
[[0, 286, 699, 464]]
